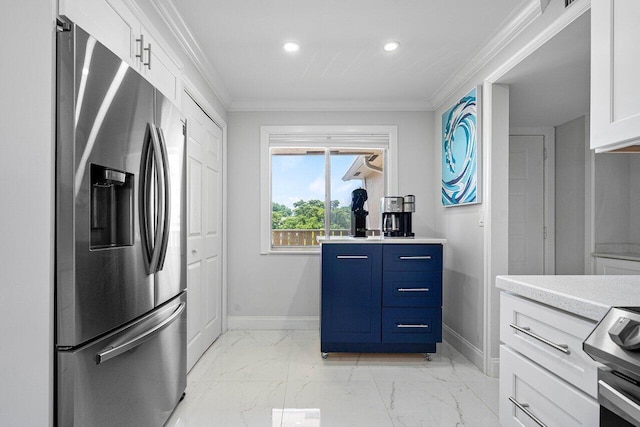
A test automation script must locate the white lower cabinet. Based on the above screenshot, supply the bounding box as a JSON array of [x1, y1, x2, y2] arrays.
[[595, 257, 640, 275], [500, 292, 600, 426], [500, 345, 599, 427]]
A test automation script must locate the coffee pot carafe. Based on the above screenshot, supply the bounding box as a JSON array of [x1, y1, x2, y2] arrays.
[[381, 195, 415, 238]]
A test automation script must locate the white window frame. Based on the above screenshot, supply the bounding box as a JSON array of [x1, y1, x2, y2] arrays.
[[260, 125, 398, 254]]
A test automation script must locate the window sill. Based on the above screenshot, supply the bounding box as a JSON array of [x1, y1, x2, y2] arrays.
[[263, 247, 321, 255]]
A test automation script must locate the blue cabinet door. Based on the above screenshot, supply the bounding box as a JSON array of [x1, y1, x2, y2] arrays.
[[321, 244, 382, 343]]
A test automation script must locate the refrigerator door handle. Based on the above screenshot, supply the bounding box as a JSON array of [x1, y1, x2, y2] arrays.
[[139, 123, 166, 274], [148, 123, 166, 274], [95, 301, 185, 364], [155, 126, 171, 271], [139, 124, 154, 271]]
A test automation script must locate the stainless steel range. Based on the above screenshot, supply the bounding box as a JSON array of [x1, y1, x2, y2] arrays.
[[584, 307, 640, 426]]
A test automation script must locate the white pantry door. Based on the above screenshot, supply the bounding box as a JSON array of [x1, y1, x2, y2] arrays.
[[509, 135, 544, 274], [185, 94, 223, 371]]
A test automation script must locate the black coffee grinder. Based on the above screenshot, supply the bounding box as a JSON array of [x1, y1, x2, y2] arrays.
[[350, 188, 368, 237]]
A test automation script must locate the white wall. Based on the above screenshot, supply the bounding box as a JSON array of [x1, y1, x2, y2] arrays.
[[631, 156, 640, 244], [594, 152, 640, 248], [0, 1, 56, 424], [433, 1, 587, 372], [226, 111, 435, 325], [555, 116, 587, 274]]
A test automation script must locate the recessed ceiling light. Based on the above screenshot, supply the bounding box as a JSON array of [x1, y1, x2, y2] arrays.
[[283, 41, 301, 53], [383, 41, 400, 52]]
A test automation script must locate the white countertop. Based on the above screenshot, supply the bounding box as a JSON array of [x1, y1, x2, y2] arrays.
[[496, 275, 640, 321], [593, 244, 640, 262], [318, 236, 446, 244], [593, 252, 640, 262]]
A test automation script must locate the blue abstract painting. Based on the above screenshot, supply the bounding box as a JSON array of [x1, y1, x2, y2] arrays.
[[442, 87, 480, 206]]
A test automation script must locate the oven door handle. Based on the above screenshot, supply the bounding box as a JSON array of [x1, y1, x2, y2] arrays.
[[599, 380, 640, 423]]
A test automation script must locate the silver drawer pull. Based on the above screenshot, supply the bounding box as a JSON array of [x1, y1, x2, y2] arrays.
[[399, 256, 432, 260], [397, 288, 430, 292], [509, 323, 570, 355], [336, 255, 368, 259], [397, 324, 429, 328], [509, 397, 547, 427]]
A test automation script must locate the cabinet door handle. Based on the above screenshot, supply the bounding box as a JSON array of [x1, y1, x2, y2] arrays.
[[397, 288, 429, 292], [509, 323, 570, 354], [399, 256, 431, 260], [508, 397, 547, 427], [336, 255, 368, 259], [136, 35, 144, 62], [143, 43, 152, 69], [396, 324, 429, 328]]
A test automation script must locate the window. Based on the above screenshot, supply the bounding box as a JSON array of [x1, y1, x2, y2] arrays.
[[260, 126, 398, 253]]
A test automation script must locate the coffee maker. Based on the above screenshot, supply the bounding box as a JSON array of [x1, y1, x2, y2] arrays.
[[350, 188, 368, 237], [381, 195, 415, 238]]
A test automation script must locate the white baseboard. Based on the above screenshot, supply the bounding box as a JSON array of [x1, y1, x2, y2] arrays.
[[442, 324, 486, 373], [487, 357, 500, 378], [227, 315, 320, 330]]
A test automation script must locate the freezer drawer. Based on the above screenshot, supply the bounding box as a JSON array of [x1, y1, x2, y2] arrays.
[[56, 293, 186, 426]]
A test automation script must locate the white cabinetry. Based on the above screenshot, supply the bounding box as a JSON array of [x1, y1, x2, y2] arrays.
[[500, 292, 599, 426], [591, 0, 640, 152], [59, 0, 182, 105], [500, 346, 599, 427], [595, 256, 640, 274]]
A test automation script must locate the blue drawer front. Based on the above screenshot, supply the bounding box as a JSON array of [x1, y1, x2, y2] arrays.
[[382, 307, 442, 343], [383, 244, 443, 272], [383, 271, 442, 307], [321, 244, 382, 343]]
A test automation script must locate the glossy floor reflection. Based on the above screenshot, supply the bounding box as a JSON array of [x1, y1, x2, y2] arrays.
[[166, 330, 499, 426]]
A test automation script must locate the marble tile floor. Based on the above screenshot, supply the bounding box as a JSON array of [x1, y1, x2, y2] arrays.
[[166, 330, 500, 427]]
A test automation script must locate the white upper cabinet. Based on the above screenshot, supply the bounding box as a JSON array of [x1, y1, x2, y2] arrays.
[[59, 0, 182, 106], [139, 25, 182, 105], [591, 0, 640, 152]]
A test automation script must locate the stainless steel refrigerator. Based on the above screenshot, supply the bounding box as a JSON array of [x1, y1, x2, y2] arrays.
[[55, 21, 186, 426]]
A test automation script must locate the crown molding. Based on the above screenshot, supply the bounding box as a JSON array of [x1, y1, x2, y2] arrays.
[[540, 0, 551, 13], [145, 0, 551, 114], [486, 0, 590, 83], [149, 0, 232, 109], [229, 99, 433, 112], [429, 0, 542, 110]]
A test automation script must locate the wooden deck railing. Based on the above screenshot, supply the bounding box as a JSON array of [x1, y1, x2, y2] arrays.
[[272, 229, 349, 246]]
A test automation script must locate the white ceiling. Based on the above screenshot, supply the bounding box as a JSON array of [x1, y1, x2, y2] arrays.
[[162, 0, 534, 111], [499, 10, 590, 128]]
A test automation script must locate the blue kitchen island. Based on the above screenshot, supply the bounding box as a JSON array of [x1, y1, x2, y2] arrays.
[[319, 237, 446, 359]]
